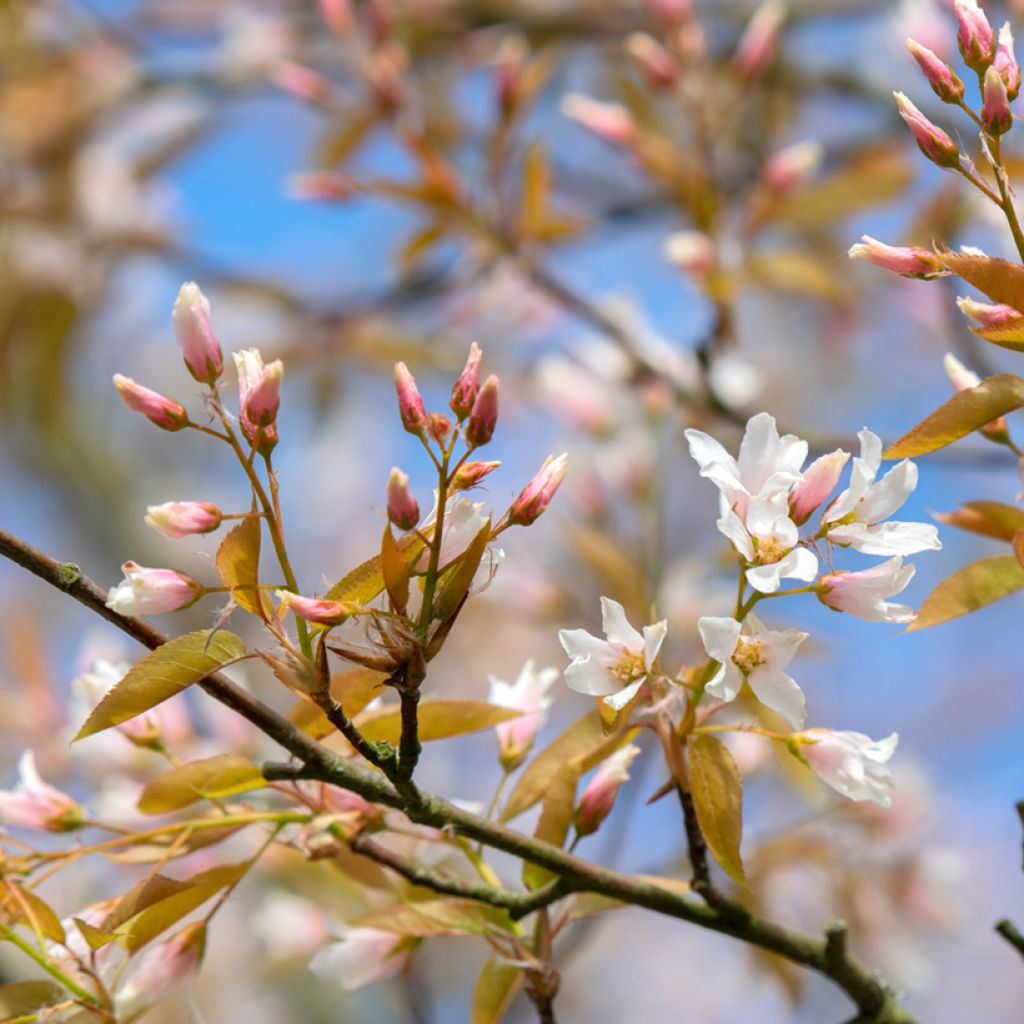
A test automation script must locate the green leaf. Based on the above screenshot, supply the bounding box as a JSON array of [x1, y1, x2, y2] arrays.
[[433, 520, 491, 623], [687, 734, 746, 886], [1, 886, 65, 943], [908, 555, 1024, 630], [137, 755, 266, 814], [324, 535, 425, 606], [934, 501, 1024, 542], [216, 517, 265, 615], [74, 631, 246, 741], [0, 981, 65, 1018], [357, 700, 521, 745], [941, 250, 1024, 313], [353, 899, 514, 937], [884, 374, 1024, 458], [471, 957, 523, 1024]]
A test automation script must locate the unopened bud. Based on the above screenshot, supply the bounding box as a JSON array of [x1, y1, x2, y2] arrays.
[[495, 35, 528, 116], [113, 375, 188, 431], [996, 23, 1021, 100], [575, 745, 640, 837], [663, 231, 717, 278], [626, 33, 679, 89], [277, 591, 360, 626], [734, 0, 785, 79], [955, 0, 995, 71], [145, 501, 223, 540], [450, 343, 482, 418], [560, 95, 635, 145], [451, 460, 501, 491], [761, 140, 823, 194], [848, 235, 944, 278], [982, 65, 1012, 134], [956, 294, 1022, 327], [172, 283, 223, 383], [269, 61, 333, 103], [387, 468, 420, 531], [465, 375, 499, 448], [394, 362, 428, 434], [106, 562, 205, 616], [894, 92, 959, 167], [906, 39, 964, 104], [287, 172, 356, 201], [508, 454, 568, 526], [789, 450, 848, 525], [234, 349, 283, 454]]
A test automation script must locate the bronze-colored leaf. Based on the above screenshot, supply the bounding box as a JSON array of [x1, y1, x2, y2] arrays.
[[216, 517, 265, 616], [908, 555, 1024, 630], [687, 734, 746, 886]]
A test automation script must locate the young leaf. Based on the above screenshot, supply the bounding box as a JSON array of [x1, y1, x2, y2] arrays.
[[0, 981, 66, 1018], [523, 763, 577, 890], [968, 316, 1024, 353], [1, 885, 65, 943], [884, 374, 1024, 458], [908, 555, 1024, 630], [353, 899, 513, 937], [381, 524, 411, 613], [357, 700, 521, 745], [520, 143, 550, 237], [471, 958, 523, 1024], [74, 631, 246, 741], [687, 734, 746, 886], [324, 536, 425, 605], [137, 755, 266, 814], [934, 500, 1024, 542], [433, 520, 491, 623], [941, 251, 1024, 313], [216, 517, 266, 616]]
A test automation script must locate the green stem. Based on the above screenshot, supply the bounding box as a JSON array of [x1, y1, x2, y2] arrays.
[[989, 136, 1024, 263], [0, 921, 99, 1005], [417, 448, 452, 633]]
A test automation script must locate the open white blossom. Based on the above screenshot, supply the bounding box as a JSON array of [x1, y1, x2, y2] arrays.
[[309, 924, 405, 992], [559, 598, 668, 711], [698, 613, 808, 727], [797, 729, 899, 806], [818, 556, 917, 623], [823, 429, 940, 555]]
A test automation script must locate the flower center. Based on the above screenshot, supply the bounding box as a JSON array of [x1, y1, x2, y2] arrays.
[[612, 649, 646, 681], [731, 638, 767, 675], [752, 534, 790, 565]]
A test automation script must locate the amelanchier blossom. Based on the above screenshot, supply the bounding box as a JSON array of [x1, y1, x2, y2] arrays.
[[114, 923, 205, 1021], [277, 591, 359, 627], [795, 729, 899, 806], [848, 236, 945, 278], [761, 140, 823, 195], [559, 597, 668, 711], [818, 557, 917, 624], [733, 0, 785, 79], [450, 342, 481, 418], [698, 613, 808, 727], [386, 467, 420, 531], [954, 0, 995, 70], [560, 95, 635, 144], [893, 92, 960, 168], [575, 743, 641, 836], [488, 659, 559, 770], [956, 294, 1021, 328], [172, 282, 222, 383], [106, 562, 205, 616], [996, 22, 1021, 99], [234, 348, 283, 451], [663, 231, 717, 278], [309, 924, 406, 992], [982, 65, 1012, 135], [789, 449, 850, 525], [394, 361, 427, 434], [508, 453, 569, 526], [626, 33, 679, 90], [113, 375, 188, 431], [466, 374, 500, 448], [0, 752, 82, 832], [145, 501, 223, 540], [451, 460, 501, 491], [906, 38, 964, 103], [822, 429, 941, 556]]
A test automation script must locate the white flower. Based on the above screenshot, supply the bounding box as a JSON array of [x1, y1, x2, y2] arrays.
[[559, 598, 668, 711], [797, 729, 898, 806], [309, 925, 405, 992], [717, 493, 818, 593], [823, 429, 941, 555], [698, 614, 808, 727], [685, 412, 808, 518], [0, 752, 82, 832], [818, 556, 917, 623], [488, 660, 558, 768]]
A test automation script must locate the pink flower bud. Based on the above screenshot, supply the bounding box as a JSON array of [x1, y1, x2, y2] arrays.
[[575, 744, 640, 836], [955, 0, 995, 71], [277, 591, 359, 626], [319, 0, 354, 36], [761, 140, 823, 195], [0, 752, 82, 832], [465, 374, 499, 448], [508, 453, 568, 526], [982, 65, 1013, 134], [387, 467, 420, 531], [733, 0, 785, 79], [428, 412, 451, 444], [956, 294, 1022, 327], [106, 562, 205, 616], [488, 661, 557, 771], [789, 449, 849, 525], [450, 342, 482, 419], [906, 39, 965, 104], [145, 501, 223, 540], [113, 374, 188, 431], [286, 172, 356, 201], [817, 557, 916, 624], [234, 349, 283, 453], [943, 353, 1009, 437], [494, 35, 528, 116], [172, 283, 223, 383], [663, 231, 717, 278], [451, 460, 501, 491], [560, 94, 635, 145], [114, 923, 205, 1020], [269, 61, 332, 103], [626, 33, 679, 89], [996, 23, 1021, 100], [394, 361, 428, 434], [894, 92, 959, 167], [847, 235, 944, 278]]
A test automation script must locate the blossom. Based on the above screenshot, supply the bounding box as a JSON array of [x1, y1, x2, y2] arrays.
[[394, 362, 427, 434], [560, 94, 635, 144], [761, 140, 823, 194], [626, 33, 679, 89], [0, 752, 82, 832], [114, 923, 205, 1021], [252, 892, 331, 961], [386, 468, 420, 531], [559, 597, 668, 711], [508, 453, 568, 526], [466, 374, 499, 447], [663, 231, 717, 278], [234, 348, 283, 450], [796, 729, 899, 806], [848, 236, 944, 278], [996, 22, 1021, 99], [172, 282, 222, 383], [818, 557, 917, 624], [450, 342, 482, 418], [822, 429, 941, 556], [789, 449, 849, 525], [906, 39, 964, 103], [277, 591, 358, 626], [698, 614, 808, 727], [113, 375, 188, 431], [733, 0, 785, 79], [575, 744, 641, 835], [893, 92, 959, 167], [954, 0, 995, 71], [451, 460, 501, 491], [982, 65, 1012, 134], [309, 924, 405, 991], [106, 562, 204, 616], [145, 501, 223, 540], [488, 660, 558, 769], [956, 295, 1021, 328]]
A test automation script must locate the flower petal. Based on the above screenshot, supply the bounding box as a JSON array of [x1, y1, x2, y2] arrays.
[[698, 616, 741, 663], [748, 666, 806, 727], [600, 597, 644, 649]]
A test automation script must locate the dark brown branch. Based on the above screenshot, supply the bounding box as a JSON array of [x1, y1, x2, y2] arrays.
[[996, 920, 1024, 960]]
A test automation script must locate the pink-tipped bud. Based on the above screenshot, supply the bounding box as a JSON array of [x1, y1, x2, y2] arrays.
[[508, 453, 568, 526], [789, 449, 849, 525], [943, 353, 1009, 438], [172, 282, 223, 383], [106, 562, 205, 616], [269, 61, 333, 103], [450, 342, 482, 419], [495, 35, 528, 116], [387, 468, 420, 531], [956, 294, 1022, 327], [113, 375, 188, 431], [663, 231, 717, 278], [428, 413, 451, 443], [114, 923, 205, 1021], [906, 39, 965, 104], [277, 591, 359, 626], [982, 65, 1013, 134], [319, 0, 354, 36], [575, 745, 640, 837], [626, 33, 679, 89], [286, 172, 356, 202], [893, 92, 959, 167], [560, 94, 636, 145], [234, 349, 283, 453], [394, 362, 428, 435], [145, 501, 223, 540], [0, 752, 82, 832], [366, 41, 406, 111], [847, 235, 944, 278], [733, 0, 785, 79], [996, 23, 1021, 100], [955, 0, 995, 71], [451, 460, 502, 491], [761, 140, 823, 195], [465, 374, 499, 448]]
